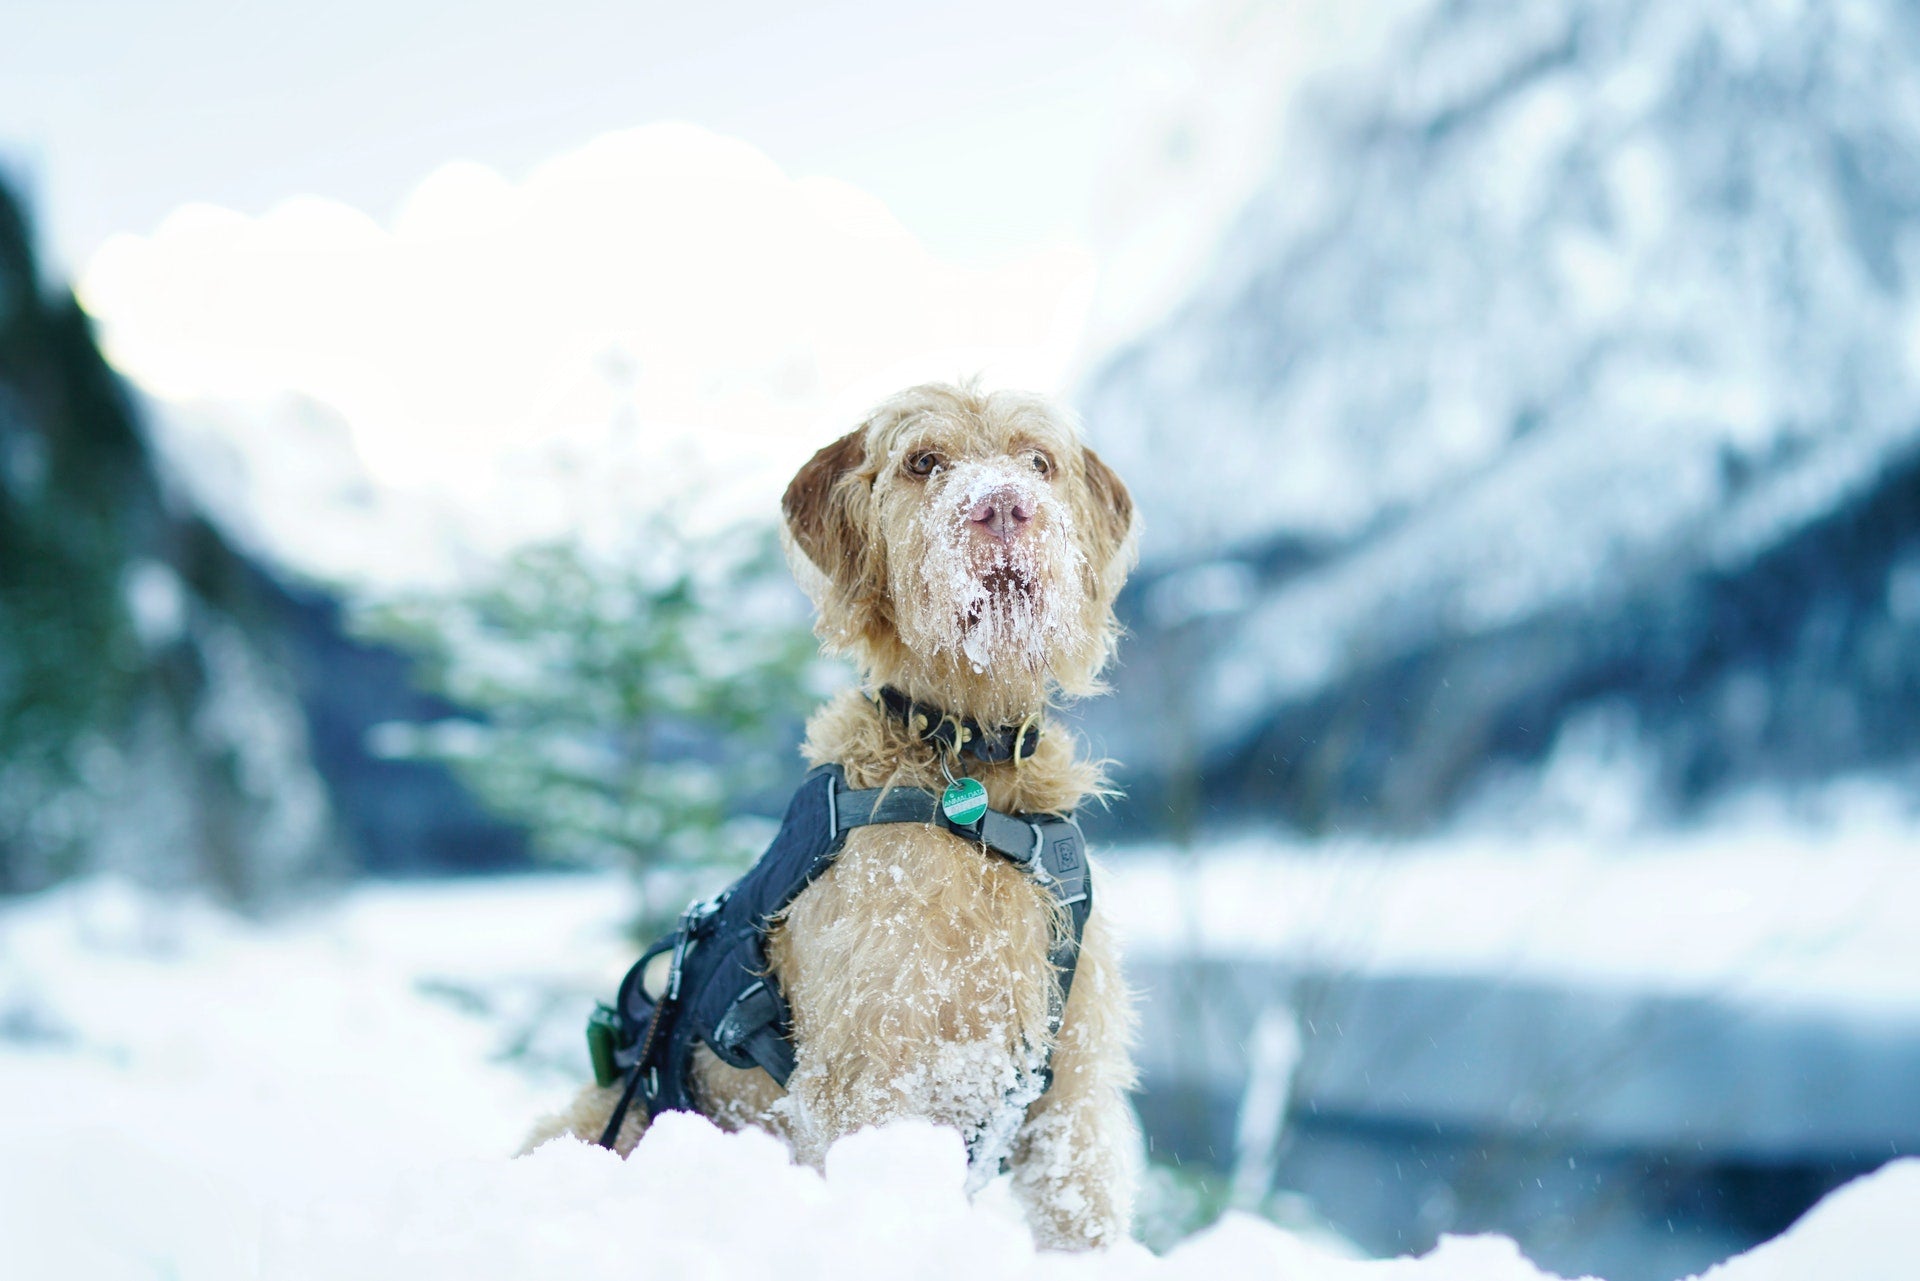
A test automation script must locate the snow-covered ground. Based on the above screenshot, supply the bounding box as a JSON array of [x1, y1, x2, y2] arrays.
[[0, 876, 599, 1280], [270, 1116, 1918, 1281], [1110, 816, 1920, 1011], [2, 834, 1917, 1280]]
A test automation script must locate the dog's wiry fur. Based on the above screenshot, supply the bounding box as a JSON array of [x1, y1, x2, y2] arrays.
[[522, 381, 1141, 1249], [785, 381, 1136, 729]]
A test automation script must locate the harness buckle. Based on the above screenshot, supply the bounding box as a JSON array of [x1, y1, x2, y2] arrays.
[[682, 892, 726, 932], [666, 892, 727, 1002], [1025, 822, 1053, 885]]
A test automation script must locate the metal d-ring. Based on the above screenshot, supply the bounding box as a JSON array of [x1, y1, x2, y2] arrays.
[[1011, 710, 1042, 770], [936, 712, 968, 761]]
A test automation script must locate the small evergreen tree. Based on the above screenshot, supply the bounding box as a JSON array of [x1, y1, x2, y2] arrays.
[[364, 507, 833, 930]]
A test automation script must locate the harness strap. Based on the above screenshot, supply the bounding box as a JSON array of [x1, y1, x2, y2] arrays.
[[832, 784, 1089, 904], [590, 765, 1092, 1159], [720, 780, 1090, 1091], [708, 979, 796, 1083]]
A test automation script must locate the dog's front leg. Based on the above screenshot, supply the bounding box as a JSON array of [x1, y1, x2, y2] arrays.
[[1006, 910, 1141, 1250], [771, 831, 1063, 1168], [776, 967, 1008, 1167], [518, 1081, 647, 1157]]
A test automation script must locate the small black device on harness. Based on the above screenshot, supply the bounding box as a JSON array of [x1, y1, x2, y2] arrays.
[[585, 759, 1092, 1152]]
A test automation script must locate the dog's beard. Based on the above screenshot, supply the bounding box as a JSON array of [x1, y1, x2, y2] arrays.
[[902, 463, 1087, 675]]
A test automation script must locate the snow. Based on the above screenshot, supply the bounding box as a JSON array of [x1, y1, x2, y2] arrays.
[[1081, 0, 1920, 770], [1107, 812, 1920, 1163], [4, 852, 1919, 1280], [0, 876, 608, 1279], [1084, 0, 1434, 355], [1094, 0, 1920, 559], [907, 458, 1088, 675], [1107, 816, 1920, 1014], [121, 558, 187, 649]]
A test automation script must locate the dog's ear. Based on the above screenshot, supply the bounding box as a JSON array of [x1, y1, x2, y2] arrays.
[[1080, 445, 1137, 580], [782, 426, 869, 584]]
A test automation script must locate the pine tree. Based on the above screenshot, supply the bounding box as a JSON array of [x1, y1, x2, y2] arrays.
[[364, 505, 831, 931]]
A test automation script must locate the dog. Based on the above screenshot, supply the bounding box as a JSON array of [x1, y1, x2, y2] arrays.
[[524, 381, 1141, 1249]]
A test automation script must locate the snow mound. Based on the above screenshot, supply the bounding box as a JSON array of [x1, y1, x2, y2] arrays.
[[4, 876, 1919, 1280], [267, 1114, 1918, 1281], [274, 1118, 1034, 1281]]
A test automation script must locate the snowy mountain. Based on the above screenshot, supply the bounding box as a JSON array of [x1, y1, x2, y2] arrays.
[[1080, 0, 1920, 833], [145, 393, 475, 591]]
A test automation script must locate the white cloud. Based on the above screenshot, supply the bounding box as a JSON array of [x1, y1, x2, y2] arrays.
[[76, 123, 1096, 578]]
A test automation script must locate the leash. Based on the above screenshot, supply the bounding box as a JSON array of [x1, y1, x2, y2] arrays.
[[593, 892, 724, 1148], [597, 1010, 657, 1149]]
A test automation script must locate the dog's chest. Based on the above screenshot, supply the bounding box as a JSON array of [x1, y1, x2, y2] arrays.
[[771, 822, 1057, 1046]]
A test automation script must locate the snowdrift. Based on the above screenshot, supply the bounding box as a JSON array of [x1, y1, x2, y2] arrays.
[[4, 875, 1917, 1280], [278, 1116, 1915, 1281]]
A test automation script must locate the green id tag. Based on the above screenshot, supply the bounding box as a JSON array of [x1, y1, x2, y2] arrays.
[[586, 1004, 621, 1088], [940, 776, 989, 826]]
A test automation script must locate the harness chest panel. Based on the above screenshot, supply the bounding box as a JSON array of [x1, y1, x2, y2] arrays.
[[592, 762, 1091, 1140]]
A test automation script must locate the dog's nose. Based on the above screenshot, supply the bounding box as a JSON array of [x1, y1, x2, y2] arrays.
[[967, 487, 1033, 542]]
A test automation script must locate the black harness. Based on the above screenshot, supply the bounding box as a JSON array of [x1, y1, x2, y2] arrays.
[[585, 761, 1092, 1153]]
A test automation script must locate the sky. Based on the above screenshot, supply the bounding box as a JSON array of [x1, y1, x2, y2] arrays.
[[0, 0, 1315, 586], [0, 0, 1156, 276]]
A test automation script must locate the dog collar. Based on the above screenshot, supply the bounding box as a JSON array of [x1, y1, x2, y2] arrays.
[[873, 686, 1043, 763]]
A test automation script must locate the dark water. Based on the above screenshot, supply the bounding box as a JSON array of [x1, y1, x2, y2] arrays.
[[1138, 1087, 1887, 1281], [1131, 958, 1920, 1280]]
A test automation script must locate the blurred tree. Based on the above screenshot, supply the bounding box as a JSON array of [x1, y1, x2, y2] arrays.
[[0, 184, 145, 889], [363, 509, 833, 930]]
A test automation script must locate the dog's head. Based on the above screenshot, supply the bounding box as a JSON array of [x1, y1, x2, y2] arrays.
[[782, 382, 1137, 722]]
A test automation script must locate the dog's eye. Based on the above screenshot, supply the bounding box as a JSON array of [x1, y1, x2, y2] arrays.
[[1028, 451, 1054, 477], [907, 451, 942, 477]]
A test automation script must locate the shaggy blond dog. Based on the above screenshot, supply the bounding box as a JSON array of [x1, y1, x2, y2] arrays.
[[524, 382, 1141, 1249]]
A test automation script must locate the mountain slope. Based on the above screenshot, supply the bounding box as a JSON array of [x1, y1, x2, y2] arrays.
[[1080, 0, 1920, 833]]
